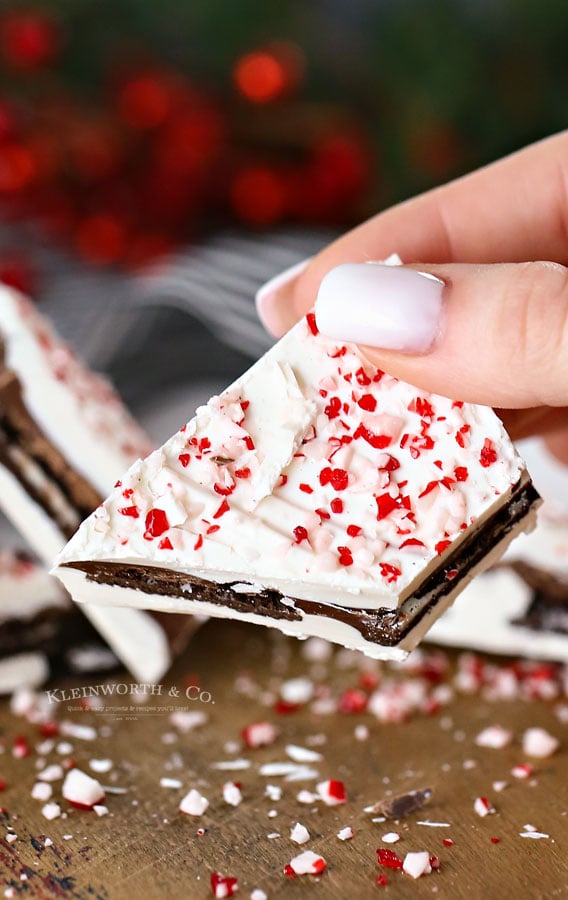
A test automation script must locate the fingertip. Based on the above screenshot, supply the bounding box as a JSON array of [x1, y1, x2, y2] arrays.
[[255, 257, 311, 336]]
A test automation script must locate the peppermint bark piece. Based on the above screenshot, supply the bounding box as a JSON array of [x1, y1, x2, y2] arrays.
[[429, 512, 568, 661], [0, 285, 199, 680], [54, 312, 540, 660], [0, 549, 117, 690]]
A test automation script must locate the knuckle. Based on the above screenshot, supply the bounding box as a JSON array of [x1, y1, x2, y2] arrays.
[[504, 261, 568, 403]]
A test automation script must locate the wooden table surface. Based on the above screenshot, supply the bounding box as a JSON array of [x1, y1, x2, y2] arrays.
[[0, 619, 566, 900]]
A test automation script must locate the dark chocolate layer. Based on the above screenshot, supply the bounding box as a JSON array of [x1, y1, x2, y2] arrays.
[[64, 477, 540, 647], [0, 349, 100, 537]]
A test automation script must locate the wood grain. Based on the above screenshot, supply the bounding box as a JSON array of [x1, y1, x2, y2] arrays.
[[0, 619, 566, 899]]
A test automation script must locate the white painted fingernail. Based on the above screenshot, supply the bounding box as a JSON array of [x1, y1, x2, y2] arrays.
[[315, 263, 445, 352], [255, 257, 311, 335]]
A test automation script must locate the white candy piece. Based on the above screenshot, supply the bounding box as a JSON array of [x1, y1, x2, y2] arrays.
[[287, 850, 326, 875], [475, 725, 512, 749], [62, 768, 105, 808], [179, 788, 209, 816], [94, 805, 109, 817], [169, 710, 208, 732], [280, 677, 314, 705], [474, 797, 495, 817], [89, 758, 113, 774], [403, 851, 432, 879], [222, 782, 243, 807], [31, 782, 52, 802], [290, 823, 310, 844], [285, 744, 322, 763], [381, 832, 400, 843], [41, 802, 61, 820], [337, 826, 354, 841], [38, 764, 64, 782], [160, 778, 183, 789], [522, 727, 560, 758]]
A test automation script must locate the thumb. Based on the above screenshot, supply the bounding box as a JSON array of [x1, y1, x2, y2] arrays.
[[313, 261, 568, 408]]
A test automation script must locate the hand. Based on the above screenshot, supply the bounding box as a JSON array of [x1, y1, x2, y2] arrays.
[[256, 131, 568, 456]]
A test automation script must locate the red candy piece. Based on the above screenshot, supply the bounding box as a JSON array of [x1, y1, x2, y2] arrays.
[[353, 423, 392, 449], [379, 563, 401, 583], [293, 526, 309, 544], [213, 499, 230, 519], [358, 393, 377, 412], [210, 872, 238, 898], [320, 467, 349, 491], [330, 498, 344, 514], [144, 508, 170, 538], [338, 688, 368, 714], [306, 312, 319, 335], [214, 483, 235, 496], [480, 437, 498, 467], [327, 779, 347, 802], [178, 453, 190, 467], [376, 848, 403, 869], [337, 546, 353, 566], [118, 505, 139, 518], [376, 874, 389, 886]]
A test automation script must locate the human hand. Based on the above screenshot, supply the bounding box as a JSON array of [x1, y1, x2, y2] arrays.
[[255, 131, 568, 454]]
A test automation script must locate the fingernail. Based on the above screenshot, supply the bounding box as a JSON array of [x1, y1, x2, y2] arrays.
[[315, 262, 445, 352], [255, 257, 311, 335]]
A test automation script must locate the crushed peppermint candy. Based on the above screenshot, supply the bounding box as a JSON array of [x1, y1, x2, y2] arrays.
[[316, 779, 347, 805], [381, 832, 400, 843], [62, 768, 105, 809], [222, 781, 243, 806], [474, 797, 496, 817], [290, 822, 310, 844], [41, 802, 61, 820], [280, 678, 314, 705], [242, 721, 278, 748], [160, 777, 183, 789], [522, 727, 560, 758], [402, 851, 433, 879], [31, 781, 52, 802], [285, 744, 322, 763], [337, 826, 355, 841], [179, 788, 209, 816], [285, 850, 327, 876], [210, 872, 239, 898], [265, 784, 282, 801], [37, 763, 64, 782], [88, 758, 113, 774], [511, 764, 533, 780], [475, 725, 512, 749]]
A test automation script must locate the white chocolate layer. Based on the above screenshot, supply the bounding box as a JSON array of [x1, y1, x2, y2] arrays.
[[0, 550, 69, 623]]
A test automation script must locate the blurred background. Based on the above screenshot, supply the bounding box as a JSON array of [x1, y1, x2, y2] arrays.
[[1, 0, 567, 441]]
